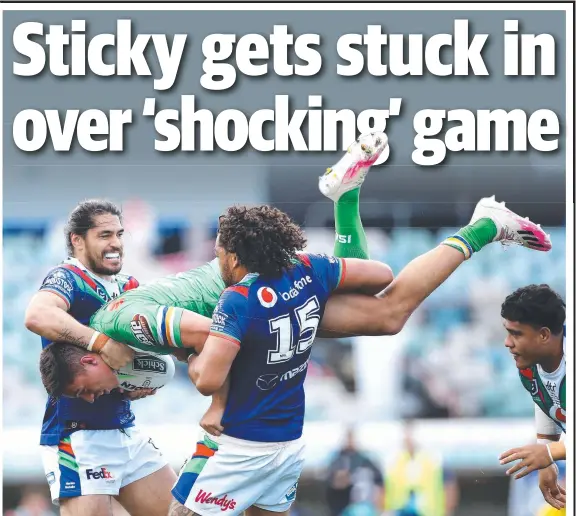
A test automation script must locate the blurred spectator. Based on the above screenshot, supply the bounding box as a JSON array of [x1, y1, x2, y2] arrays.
[[325, 428, 384, 516], [382, 420, 459, 516], [120, 198, 171, 284], [4, 487, 55, 516]]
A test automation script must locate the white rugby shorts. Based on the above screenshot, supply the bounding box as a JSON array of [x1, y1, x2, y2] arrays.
[[41, 427, 168, 504], [172, 428, 305, 515]]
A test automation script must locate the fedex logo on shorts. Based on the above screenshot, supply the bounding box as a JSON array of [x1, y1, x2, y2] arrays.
[[86, 467, 114, 480], [195, 490, 236, 511]]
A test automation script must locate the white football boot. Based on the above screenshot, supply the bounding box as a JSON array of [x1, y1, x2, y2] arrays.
[[470, 196, 552, 251], [319, 132, 388, 202]]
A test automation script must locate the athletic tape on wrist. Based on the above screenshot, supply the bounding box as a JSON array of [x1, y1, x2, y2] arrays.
[[545, 443, 555, 463], [537, 438, 555, 444], [87, 331, 108, 353], [442, 237, 472, 259]]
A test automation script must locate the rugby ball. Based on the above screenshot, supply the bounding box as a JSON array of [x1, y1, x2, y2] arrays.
[[116, 352, 176, 392]]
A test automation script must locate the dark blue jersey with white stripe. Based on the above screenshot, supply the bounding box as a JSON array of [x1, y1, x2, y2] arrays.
[[38, 258, 139, 446], [210, 253, 345, 442]]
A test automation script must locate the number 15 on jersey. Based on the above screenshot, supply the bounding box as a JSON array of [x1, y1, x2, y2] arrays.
[[267, 296, 321, 365]]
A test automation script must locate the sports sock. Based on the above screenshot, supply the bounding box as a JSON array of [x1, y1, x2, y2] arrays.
[[442, 218, 498, 259], [332, 188, 370, 259]]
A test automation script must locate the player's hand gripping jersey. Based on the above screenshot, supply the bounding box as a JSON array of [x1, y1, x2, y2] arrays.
[[211, 253, 345, 442], [38, 258, 139, 445], [90, 259, 225, 353]]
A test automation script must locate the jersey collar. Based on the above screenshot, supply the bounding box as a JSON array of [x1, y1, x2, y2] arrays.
[[240, 272, 259, 283], [64, 257, 118, 284]]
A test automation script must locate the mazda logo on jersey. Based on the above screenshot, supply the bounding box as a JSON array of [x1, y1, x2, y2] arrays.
[[256, 374, 279, 391], [256, 360, 310, 391], [257, 287, 277, 308]]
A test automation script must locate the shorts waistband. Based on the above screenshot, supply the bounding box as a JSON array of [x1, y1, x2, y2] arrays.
[[203, 429, 301, 451]]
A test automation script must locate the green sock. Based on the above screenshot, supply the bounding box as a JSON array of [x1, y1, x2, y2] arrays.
[[443, 218, 498, 258], [333, 188, 370, 259]]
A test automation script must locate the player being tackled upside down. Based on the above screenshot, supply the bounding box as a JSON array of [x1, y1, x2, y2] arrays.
[[171, 134, 551, 516], [38, 132, 552, 516]]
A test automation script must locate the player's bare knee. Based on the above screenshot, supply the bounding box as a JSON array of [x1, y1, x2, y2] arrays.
[[384, 307, 410, 335], [383, 317, 406, 336], [373, 301, 406, 336]]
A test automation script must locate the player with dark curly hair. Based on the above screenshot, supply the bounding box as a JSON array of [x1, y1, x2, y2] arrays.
[[52, 138, 397, 402], [44, 132, 552, 516], [498, 284, 567, 510], [216, 205, 308, 280], [175, 132, 550, 515], [174, 201, 396, 516]]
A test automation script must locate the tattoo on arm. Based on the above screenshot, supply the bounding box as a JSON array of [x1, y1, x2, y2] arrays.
[[168, 498, 196, 516], [57, 328, 89, 349]]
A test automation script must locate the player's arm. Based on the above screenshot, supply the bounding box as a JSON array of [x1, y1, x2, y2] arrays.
[[188, 337, 239, 396], [301, 254, 395, 339], [323, 292, 407, 337], [318, 258, 393, 338], [188, 289, 246, 396], [174, 310, 213, 354], [199, 378, 230, 436], [499, 405, 564, 478], [534, 404, 564, 460], [25, 270, 133, 369], [25, 291, 97, 348], [333, 258, 394, 295]]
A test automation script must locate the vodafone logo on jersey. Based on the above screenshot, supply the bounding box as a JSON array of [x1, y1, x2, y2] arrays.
[[257, 287, 277, 308]]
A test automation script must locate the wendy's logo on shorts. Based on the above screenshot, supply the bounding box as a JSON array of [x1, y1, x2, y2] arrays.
[[195, 490, 236, 511]]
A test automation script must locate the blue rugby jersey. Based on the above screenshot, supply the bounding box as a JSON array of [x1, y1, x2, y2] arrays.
[[210, 253, 345, 442], [38, 258, 139, 445]]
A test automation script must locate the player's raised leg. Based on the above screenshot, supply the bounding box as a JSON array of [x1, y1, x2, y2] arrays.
[[320, 132, 388, 260], [317, 131, 395, 298], [321, 196, 552, 336]]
